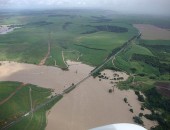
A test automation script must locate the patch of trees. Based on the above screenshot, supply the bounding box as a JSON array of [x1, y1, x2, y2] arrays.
[[74, 44, 106, 51], [144, 44, 170, 53], [131, 54, 170, 74], [108, 89, 113, 93], [82, 25, 128, 34], [130, 68, 137, 73], [104, 66, 121, 71], [91, 16, 113, 23], [98, 74, 109, 80], [95, 25, 128, 33], [124, 97, 128, 103], [27, 21, 53, 26], [106, 46, 122, 60], [61, 67, 69, 71], [137, 73, 146, 77], [139, 42, 170, 62], [62, 22, 72, 30], [129, 108, 133, 113], [92, 71, 101, 78], [48, 14, 71, 17], [135, 91, 145, 102], [144, 87, 170, 111], [81, 30, 98, 34], [140, 41, 170, 53], [133, 116, 143, 125], [144, 87, 170, 130]]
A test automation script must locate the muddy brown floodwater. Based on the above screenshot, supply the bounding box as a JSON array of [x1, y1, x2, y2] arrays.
[[0, 61, 157, 129]]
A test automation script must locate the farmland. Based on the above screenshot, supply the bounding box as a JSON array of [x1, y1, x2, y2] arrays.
[[0, 81, 62, 130], [0, 10, 138, 68]]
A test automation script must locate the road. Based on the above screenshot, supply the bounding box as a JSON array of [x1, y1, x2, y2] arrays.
[[63, 33, 141, 94], [39, 33, 51, 66], [90, 33, 141, 75]]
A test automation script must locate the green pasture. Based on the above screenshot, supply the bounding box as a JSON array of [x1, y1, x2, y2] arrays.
[[0, 81, 61, 130], [0, 10, 139, 68]]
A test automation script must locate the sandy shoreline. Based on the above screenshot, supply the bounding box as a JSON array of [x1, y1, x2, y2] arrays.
[[0, 61, 156, 129]]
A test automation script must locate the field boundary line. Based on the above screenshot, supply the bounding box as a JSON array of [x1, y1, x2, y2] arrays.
[[62, 51, 69, 68], [0, 83, 27, 106]]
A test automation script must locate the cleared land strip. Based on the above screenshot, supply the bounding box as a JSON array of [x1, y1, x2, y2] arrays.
[[62, 51, 69, 68], [29, 87, 33, 118], [61, 50, 82, 68], [0, 83, 26, 106], [39, 41, 51, 66]]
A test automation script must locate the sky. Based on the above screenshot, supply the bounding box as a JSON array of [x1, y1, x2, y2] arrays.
[[0, 0, 170, 16]]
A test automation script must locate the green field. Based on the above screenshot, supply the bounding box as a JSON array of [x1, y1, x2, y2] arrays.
[[0, 10, 139, 68], [0, 81, 62, 130]]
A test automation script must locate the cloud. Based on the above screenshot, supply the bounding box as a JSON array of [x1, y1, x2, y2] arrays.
[[0, 0, 170, 16]]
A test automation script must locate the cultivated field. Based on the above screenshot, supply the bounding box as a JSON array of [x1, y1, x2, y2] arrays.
[[0, 81, 60, 130], [0, 10, 138, 68], [134, 24, 170, 40]]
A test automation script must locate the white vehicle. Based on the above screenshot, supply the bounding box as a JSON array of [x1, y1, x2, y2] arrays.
[[24, 113, 30, 117]]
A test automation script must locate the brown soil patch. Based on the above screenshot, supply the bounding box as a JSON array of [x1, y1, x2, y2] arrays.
[[133, 24, 170, 40], [156, 82, 170, 98]]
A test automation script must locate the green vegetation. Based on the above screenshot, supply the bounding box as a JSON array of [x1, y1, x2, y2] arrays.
[[124, 97, 128, 103], [135, 91, 145, 102], [129, 109, 134, 113], [0, 81, 62, 130], [144, 87, 170, 130], [133, 116, 144, 125], [0, 10, 138, 68]]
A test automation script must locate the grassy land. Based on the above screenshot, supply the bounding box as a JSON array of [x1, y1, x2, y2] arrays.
[[0, 81, 62, 130], [3, 10, 168, 68], [115, 38, 170, 129], [0, 10, 139, 68]]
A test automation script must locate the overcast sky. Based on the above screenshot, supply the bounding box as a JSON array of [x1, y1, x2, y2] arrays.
[[0, 0, 170, 16]]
